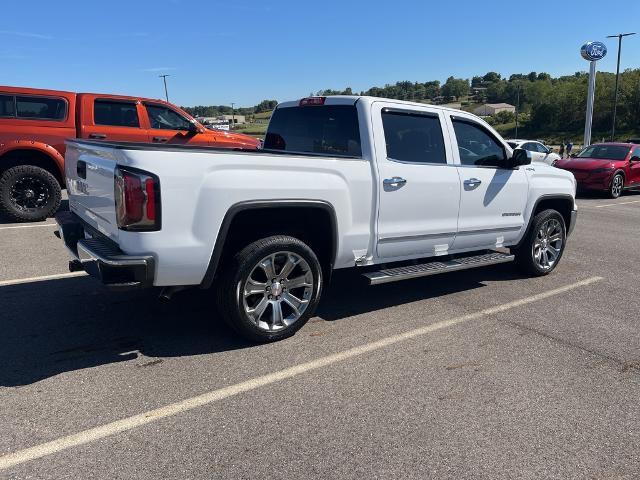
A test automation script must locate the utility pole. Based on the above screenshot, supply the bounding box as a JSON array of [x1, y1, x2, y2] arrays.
[[230, 102, 235, 130], [514, 84, 520, 139], [158, 74, 170, 102], [606, 32, 636, 141]]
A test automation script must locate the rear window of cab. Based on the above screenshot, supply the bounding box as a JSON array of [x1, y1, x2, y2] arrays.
[[264, 105, 362, 157], [0, 94, 67, 121]]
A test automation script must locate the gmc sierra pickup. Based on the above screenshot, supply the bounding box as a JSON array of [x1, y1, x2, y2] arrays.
[[55, 96, 578, 342]]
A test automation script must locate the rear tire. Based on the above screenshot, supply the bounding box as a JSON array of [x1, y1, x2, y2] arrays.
[[0, 165, 62, 222], [514, 209, 566, 276], [217, 235, 323, 343], [609, 172, 624, 199]]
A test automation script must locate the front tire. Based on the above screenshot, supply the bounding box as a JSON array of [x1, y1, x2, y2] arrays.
[[217, 235, 323, 342], [609, 172, 624, 199], [514, 209, 566, 276], [0, 165, 62, 222]]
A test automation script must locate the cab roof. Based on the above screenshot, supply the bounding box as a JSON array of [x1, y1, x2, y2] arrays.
[[0, 85, 167, 105], [277, 95, 475, 115]]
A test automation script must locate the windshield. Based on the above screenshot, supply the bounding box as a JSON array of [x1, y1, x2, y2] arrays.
[[577, 145, 630, 160]]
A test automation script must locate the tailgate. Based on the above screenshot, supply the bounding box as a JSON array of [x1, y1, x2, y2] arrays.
[[65, 140, 120, 241]]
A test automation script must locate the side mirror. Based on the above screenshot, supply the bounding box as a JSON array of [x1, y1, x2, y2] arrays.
[[187, 121, 201, 135], [508, 148, 532, 168]]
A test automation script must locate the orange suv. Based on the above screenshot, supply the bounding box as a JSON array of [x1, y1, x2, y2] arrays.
[[0, 86, 260, 221]]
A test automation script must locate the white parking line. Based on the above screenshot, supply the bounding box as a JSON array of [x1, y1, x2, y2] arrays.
[[594, 200, 640, 208], [0, 272, 86, 287], [0, 223, 57, 231], [0, 275, 603, 471]]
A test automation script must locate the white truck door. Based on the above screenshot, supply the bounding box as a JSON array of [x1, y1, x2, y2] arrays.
[[373, 103, 461, 260], [446, 114, 528, 251]]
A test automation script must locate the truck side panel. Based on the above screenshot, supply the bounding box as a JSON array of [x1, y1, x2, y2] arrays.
[[67, 144, 374, 286]]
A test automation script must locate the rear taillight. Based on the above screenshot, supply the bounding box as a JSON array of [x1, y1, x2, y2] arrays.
[[114, 167, 161, 231]]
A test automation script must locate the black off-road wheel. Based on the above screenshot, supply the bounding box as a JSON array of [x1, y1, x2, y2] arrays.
[[0, 165, 62, 222], [217, 235, 323, 343], [514, 209, 567, 276]]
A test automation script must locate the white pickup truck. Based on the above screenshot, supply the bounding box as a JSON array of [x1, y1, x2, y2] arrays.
[[55, 96, 577, 342]]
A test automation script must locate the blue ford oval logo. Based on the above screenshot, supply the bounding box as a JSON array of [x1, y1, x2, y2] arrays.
[[581, 41, 607, 61]]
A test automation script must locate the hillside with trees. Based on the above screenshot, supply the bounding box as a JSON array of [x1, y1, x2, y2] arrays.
[[183, 69, 640, 142]]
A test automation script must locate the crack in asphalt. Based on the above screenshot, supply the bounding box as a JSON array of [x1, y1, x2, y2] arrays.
[[503, 319, 640, 375]]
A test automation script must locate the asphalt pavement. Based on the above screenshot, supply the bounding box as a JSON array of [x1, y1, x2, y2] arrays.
[[1, 192, 639, 479]]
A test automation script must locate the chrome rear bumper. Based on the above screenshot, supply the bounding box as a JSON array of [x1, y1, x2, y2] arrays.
[[54, 211, 154, 290]]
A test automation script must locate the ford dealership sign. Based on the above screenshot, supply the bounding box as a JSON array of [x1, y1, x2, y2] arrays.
[[581, 41, 607, 61]]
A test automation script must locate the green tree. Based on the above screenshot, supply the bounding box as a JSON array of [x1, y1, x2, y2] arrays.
[[494, 110, 515, 124], [483, 71, 501, 83], [441, 77, 469, 100]]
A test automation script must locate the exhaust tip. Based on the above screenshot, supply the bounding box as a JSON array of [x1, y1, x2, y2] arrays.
[[158, 286, 190, 302], [68, 260, 84, 272]]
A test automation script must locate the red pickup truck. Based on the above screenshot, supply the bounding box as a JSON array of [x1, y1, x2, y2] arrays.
[[0, 86, 260, 221]]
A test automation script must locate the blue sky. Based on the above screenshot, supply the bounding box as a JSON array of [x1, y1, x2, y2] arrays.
[[1, 0, 639, 107]]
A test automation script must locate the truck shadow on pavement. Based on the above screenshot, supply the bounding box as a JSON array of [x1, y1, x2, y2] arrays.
[[0, 200, 69, 225], [0, 264, 520, 386]]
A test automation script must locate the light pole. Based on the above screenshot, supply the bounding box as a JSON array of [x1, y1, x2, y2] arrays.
[[514, 84, 520, 139], [230, 102, 235, 130], [606, 32, 636, 141], [158, 74, 170, 102]]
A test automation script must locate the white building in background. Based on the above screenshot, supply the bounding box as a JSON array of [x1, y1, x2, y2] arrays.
[[220, 114, 246, 125], [197, 114, 247, 126], [473, 103, 515, 116]]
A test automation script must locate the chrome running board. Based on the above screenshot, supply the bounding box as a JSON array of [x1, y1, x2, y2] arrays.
[[363, 251, 514, 285]]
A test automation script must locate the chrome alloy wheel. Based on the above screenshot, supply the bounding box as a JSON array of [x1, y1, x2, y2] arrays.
[[242, 251, 314, 331], [612, 174, 623, 197], [532, 219, 563, 270]]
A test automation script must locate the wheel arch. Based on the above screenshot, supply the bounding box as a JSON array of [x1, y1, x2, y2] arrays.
[[0, 143, 65, 186], [200, 200, 338, 289], [515, 194, 574, 249], [612, 169, 626, 185]]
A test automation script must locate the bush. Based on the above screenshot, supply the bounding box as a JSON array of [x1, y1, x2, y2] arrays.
[[493, 110, 515, 124]]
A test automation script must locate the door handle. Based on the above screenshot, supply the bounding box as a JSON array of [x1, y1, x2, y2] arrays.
[[153, 137, 168, 143], [383, 177, 407, 187], [89, 133, 106, 139], [463, 178, 482, 187]]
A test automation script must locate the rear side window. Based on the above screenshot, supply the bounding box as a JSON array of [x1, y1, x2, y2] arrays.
[[94, 100, 140, 127], [15, 96, 67, 120], [382, 110, 446, 164], [0, 95, 14, 117], [264, 105, 361, 157], [452, 119, 506, 167]]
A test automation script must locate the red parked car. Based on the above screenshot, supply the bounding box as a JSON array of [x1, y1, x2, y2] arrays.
[[0, 86, 260, 221], [555, 142, 640, 198]]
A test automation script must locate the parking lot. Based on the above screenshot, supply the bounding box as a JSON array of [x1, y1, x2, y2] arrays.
[[1, 193, 639, 479]]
